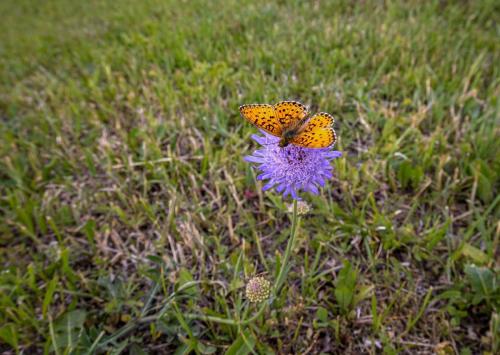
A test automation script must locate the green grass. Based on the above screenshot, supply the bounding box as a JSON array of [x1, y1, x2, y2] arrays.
[[1, 0, 499, 353]]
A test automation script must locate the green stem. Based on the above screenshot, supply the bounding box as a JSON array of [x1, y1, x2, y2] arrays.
[[182, 199, 300, 325], [176, 200, 299, 326], [274, 199, 299, 293]]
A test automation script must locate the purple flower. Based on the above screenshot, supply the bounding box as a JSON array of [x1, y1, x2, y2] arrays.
[[244, 131, 342, 199]]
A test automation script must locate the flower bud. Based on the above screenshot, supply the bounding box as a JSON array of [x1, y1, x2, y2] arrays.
[[288, 201, 311, 215], [245, 277, 271, 303]]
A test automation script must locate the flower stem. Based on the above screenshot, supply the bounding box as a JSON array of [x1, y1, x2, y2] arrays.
[[180, 201, 299, 325], [167, 200, 300, 327], [274, 199, 299, 293]]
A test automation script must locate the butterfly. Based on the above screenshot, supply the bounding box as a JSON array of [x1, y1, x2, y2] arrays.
[[239, 101, 337, 148]]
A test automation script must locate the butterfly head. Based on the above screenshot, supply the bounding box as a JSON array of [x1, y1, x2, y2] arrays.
[[279, 128, 299, 148]]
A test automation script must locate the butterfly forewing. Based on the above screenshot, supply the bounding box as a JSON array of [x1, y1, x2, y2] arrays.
[[290, 128, 336, 148], [239, 104, 282, 136], [291, 112, 336, 148], [273, 101, 308, 128]]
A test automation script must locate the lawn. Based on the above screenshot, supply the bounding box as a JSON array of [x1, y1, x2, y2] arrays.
[[1, 0, 499, 353]]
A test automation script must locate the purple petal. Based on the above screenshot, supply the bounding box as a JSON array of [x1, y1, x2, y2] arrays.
[[244, 155, 265, 163], [257, 172, 273, 180], [307, 184, 319, 195], [262, 182, 275, 191], [251, 134, 267, 144], [325, 151, 342, 158], [276, 183, 286, 193]]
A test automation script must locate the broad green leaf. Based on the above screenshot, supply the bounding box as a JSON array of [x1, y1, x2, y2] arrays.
[[0, 324, 18, 350], [464, 265, 497, 305], [335, 286, 354, 312], [52, 309, 87, 352], [335, 260, 358, 312], [42, 275, 58, 318], [461, 243, 489, 264], [177, 268, 199, 297], [198, 342, 218, 354], [225, 329, 256, 355], [473, 159, 495, 203], [316, 306, 328, 323]]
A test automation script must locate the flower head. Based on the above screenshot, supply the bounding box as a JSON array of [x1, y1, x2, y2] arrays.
[[245, 276, 271, 303], [244, 132, 342, 199]]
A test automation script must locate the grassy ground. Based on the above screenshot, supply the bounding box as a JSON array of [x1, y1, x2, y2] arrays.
[[1, 0, 499, 353]]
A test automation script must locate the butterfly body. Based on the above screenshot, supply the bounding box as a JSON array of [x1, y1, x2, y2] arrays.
[[279, 119, 307, 147], [239, 101, 337, 149]]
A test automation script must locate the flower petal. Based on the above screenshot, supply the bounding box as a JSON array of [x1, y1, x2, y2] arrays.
[[276, 183, 287, 193], [244, 155, 265, 164], [262, 182, 275, 191], [257, 172, 273, 180], [307, 184, 319, 195]]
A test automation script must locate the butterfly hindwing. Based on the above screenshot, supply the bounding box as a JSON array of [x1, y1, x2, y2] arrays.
[[291, 112, 336, 148], [239, 104, 282, 136], [302, 112, 334, 131], [290, 128, 336, 148], [273, 101, 308, 128]]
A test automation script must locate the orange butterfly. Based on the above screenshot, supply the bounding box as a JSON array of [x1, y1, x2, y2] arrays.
[[239, 101, 337, 148]]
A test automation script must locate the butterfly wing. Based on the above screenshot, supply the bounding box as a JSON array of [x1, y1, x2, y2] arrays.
[[273, 101, 308, 128], [290, 112, 337, 148], [239, 104, 282, 137]]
